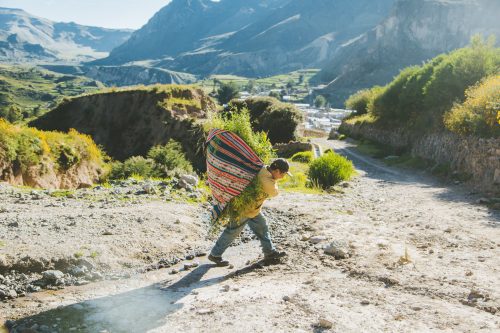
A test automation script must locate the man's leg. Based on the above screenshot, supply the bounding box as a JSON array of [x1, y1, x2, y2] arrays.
[[247, 213, 276, 256], [210, 219, 247, 258]]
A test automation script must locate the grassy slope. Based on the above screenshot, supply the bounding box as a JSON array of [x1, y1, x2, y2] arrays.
[[0, 65, 104, 122], [196, 69, 320, 101]]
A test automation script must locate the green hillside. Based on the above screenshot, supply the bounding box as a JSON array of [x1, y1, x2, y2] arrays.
[[0, 65, 104, 123]]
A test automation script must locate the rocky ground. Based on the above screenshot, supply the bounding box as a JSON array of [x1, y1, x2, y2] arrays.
[[1, 139, 499, 333]]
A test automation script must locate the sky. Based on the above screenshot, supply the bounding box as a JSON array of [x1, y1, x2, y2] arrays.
[[0, 0, 172, 29]]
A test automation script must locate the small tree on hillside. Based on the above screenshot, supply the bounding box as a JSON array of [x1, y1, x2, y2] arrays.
[[217, 82, 240, 105], [314, 95, 327, 108], [269, 91, 282, 100], [246, 80, 257, 93]]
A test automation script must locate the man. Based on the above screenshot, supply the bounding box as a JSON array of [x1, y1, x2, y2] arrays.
[[208, 158, 291, 266]]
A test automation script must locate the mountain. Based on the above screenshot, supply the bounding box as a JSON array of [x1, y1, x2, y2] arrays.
[[94, 0, 395, 77], [0, 7, 133, 63], [314, 0, 500, 106]]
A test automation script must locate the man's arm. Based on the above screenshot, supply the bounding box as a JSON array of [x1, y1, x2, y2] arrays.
[[261, 176, 279, 198]]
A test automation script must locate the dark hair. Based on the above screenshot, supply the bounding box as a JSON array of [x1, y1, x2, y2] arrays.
[[269, 158, 290, 172]]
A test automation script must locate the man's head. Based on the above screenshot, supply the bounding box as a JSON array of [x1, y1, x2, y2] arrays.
[[269, 158, 292, 180]]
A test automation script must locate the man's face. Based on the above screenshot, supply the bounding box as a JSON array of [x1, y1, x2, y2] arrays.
[[271, 169, 286, 180]]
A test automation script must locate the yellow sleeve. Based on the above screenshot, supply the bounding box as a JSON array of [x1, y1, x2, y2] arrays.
[[260, 174, 279, 198]]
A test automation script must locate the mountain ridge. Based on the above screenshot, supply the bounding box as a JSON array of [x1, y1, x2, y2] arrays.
[[0, 7, 133, 63]]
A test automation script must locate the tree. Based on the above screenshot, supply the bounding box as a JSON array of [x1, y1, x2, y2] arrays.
[[227, 97, 303, 144], [246, 80, 257, 93], [314, 95, 327, 108], [298, 74, 305, 85], [268, 91, 282, 100], [6, 105, 22, 123], [217, 81, 240, 105]]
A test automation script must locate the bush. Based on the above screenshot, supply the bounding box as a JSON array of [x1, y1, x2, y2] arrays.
[[423, 36, 499, 118], [357, 36, 500, 131], [217, 81, 240, 105], [314, 95, 327, 108], [109, 156, 155, 180], [444, 75, 500, 138], [109, 140, 193, 179], [204, 108, 275, 163], [0, 119, 105, 173], [308, 152, 355, 189], [345, 87, 379, 115], [147, 140, 193, 176], [291, 151, 313, 163], [227, 97, 303, 144]]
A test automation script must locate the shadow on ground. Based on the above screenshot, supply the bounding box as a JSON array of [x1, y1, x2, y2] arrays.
[[8, 265, 221, 333]]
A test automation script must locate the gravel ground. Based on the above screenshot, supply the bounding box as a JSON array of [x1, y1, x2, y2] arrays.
[[1, 139, 499, 333]]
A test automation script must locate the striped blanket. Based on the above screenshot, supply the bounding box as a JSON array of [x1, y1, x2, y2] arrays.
[[206, 129, 264, 222]]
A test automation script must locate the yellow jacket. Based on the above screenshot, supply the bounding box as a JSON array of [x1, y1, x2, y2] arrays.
[[243, 166, 279, 218]]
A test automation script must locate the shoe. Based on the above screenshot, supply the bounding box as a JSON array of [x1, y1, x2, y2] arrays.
[[208, 254, 230, 267], [264, 250, 287, 260]]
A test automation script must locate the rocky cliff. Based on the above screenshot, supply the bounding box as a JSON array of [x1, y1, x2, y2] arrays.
[[0, 7, 133, 63], [30, 86, 217, 171], [315, 0, 500, 106]]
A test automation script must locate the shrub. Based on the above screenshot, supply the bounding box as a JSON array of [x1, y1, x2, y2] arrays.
[[0, 119, 105, 174], [217, 81, 240, 105], [308, 152, 355, 189], [314, 95, 327, 108], [204, 108, 275, 163], [109, 156, 155, 180], [291, 151, 313, 163], [227, 97, 303, 144], [423, 36, 499, 118], [147, 140, 193, 176], [345, 88, 374, 115], [444, 75, 500, 138], [361, 36, 499, 131]]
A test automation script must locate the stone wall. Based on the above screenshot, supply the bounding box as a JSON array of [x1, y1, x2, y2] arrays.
[[273, 142, 314, 158], [340, 122, 500, 193]]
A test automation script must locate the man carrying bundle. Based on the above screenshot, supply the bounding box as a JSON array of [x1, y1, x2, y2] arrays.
[[205, 129, 290, 267]]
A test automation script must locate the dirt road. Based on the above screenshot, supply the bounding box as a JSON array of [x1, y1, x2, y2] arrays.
[[2, 139, 499, 333]]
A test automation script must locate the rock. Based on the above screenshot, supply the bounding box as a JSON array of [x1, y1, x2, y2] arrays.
[[316, 318, 333, 329], [309, 235, 327, 244], [476, 198, 490, 204], [170, 269, 179, 275], [90, 272, 104, 281], [8, 221, 19, 227], [361, 300, 370, 305], [181, 174, 199, 187], [300, 234, 311, 241], [102, 230, 113, 235], [324, 240, 350, 259], [142, 183, 157, 194], [221, 285, 230, 292], [69, 266, 88, 277], [178, 179, 195, 192], [8, 289, 18, 298], [78, 182, 93, 189], [77, 258, 95, 270], [339, 181, 350, 188], [42, 270, 64, 282], [197, 308, 214, 315], [185, 254, 195, 260], [282, 295, 291, 302]]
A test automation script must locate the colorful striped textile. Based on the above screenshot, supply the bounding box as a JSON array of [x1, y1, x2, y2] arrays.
[[206, 129, 264, 222]]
